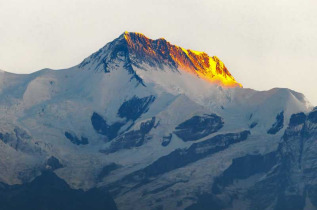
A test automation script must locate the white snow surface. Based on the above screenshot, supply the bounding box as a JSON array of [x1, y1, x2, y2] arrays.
[[0, 35, 313, 209]]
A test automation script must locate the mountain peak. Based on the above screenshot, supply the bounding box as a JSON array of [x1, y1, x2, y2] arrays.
[[122, 32, 242, 87], [80, 32, 242, 88]]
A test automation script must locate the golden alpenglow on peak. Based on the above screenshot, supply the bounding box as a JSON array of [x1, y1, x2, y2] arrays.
[[123, 32, 242, 88]]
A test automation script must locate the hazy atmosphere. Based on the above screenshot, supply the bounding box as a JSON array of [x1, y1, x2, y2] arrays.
[[0, 0, 316, 104]]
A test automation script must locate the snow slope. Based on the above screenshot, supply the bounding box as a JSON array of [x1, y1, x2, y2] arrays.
[[0, 32, 314, 210]]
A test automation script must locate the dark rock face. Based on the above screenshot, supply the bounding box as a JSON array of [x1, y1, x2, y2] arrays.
[[91, 112, 124, 141], [117, 95, 155, 121], [289, 112, 306, 126], [161, 134, 172, 147], [64, 132, 88, 145], [186, 152, 280, 210], [250, 110, 317, 210], [124, 33, 179, 70], [0, 127, 36, 153], [91, 95, 155, 141], [267, 111, 284, 134], [106, 117, 155, 153], [308, 109, 317, 123], [187, 109, 317, 210], [97, 163, 121, 181], [174, 114, 224, 141], [212, 152, 277, 194], [123, 32, 239, 86], [111, 130, 250, 193], [124, 60, 146, 86], [0, 171, 117, 210], [249, 122, 257, 129], [139, 117, 156, 133], [46, 156, 64, 171], [273, 109, 317, 209], [79, 33, 146, 86]]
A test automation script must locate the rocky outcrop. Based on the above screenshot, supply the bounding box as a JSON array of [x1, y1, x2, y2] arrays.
[[109, 130, 250, 194], [117, 95, 155, 121], [64, 132, 88, 145], [91, 112, 124, 141], [105, 117, 156, 153], [267, 111, 284, 134], [188, 109, 317, 210], [174, 114, 224, 142], [123, 32, 241, 87], [45, 156, 64, 171]]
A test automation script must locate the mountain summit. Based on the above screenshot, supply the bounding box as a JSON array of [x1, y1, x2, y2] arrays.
[[0, 32, 315, 210], [79, 32, 241, 87]]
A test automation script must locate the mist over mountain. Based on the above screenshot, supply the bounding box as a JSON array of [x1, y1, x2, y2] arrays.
[[0, 32, 315, 210]]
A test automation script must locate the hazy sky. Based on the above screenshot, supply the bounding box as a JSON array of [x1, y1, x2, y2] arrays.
[[0, 0, 316, 105]]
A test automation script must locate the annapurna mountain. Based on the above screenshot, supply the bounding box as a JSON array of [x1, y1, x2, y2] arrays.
[[0, 32, 316, 210]]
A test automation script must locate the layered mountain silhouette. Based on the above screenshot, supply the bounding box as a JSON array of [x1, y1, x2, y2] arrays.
[[0, 32, 315, 210]]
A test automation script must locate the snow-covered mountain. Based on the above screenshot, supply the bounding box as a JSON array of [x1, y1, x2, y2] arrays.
[[0, 32, 315, 210]]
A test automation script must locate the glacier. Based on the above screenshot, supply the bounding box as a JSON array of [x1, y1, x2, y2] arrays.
[[0, 32, 315, 210]]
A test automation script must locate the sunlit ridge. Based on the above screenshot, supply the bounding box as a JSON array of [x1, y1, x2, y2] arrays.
[[123, 32, 242, 88]]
